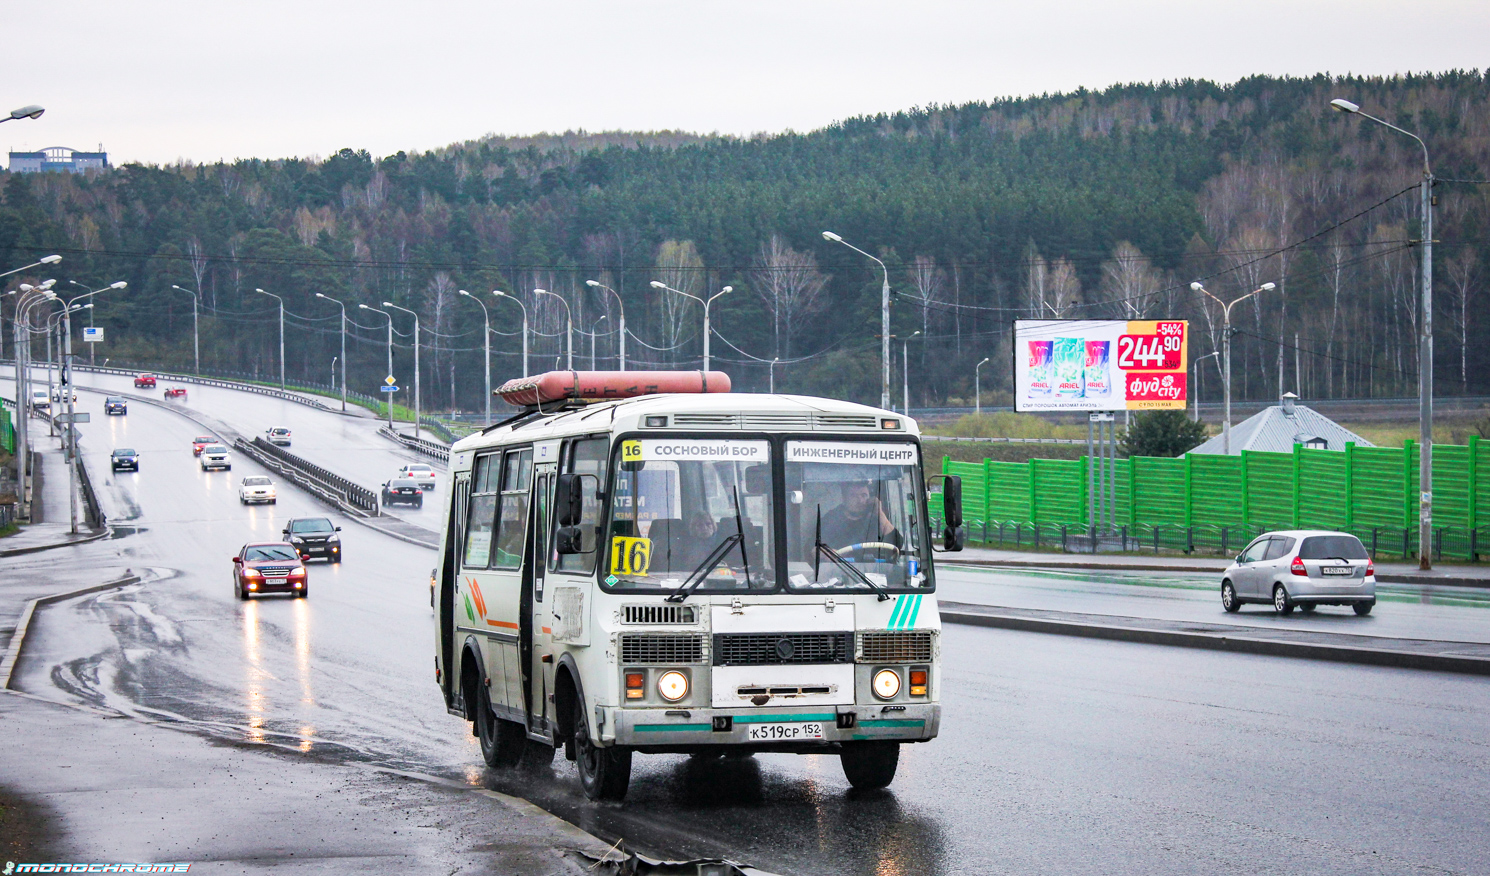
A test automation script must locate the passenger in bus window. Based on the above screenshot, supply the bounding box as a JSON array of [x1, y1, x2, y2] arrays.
[[820, 481, 901, 549]]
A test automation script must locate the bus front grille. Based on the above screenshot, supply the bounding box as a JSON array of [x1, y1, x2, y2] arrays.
[[857, 631, 934, 663], [620, 634, 706, 665], [712, 632, 853, 666], [621, 604, 698, 625]]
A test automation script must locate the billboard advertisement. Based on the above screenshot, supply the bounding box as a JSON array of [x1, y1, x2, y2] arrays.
[[1013, 319, 1187, 412]]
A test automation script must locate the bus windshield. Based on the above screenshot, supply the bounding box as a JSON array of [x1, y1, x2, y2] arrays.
[[784, 441, 930, 593], [605, 438, 775, 592]]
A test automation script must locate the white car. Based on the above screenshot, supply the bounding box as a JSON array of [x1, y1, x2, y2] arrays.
[[239, 476, 277, 505], [1221, 530, 1377, 615], [266, 427, 292, 446], [30, 389, 51, 412], [200, 444, 232, 471], [397, 463, 437, 491]]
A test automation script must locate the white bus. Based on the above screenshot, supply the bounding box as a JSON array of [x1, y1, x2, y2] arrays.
[[432, 371, 966, 800]]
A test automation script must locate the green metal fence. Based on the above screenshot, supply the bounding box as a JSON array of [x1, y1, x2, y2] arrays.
[[0, 404, 13, 455], [941, 436, 1490, 561]]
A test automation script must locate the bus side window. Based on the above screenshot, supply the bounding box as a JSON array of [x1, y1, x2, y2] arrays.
[[463, 454, 500, 569], [492, 448, 533, 570], [554, 437, 608, 574]]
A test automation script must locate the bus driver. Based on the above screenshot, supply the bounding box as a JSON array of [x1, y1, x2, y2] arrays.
[[820, 481, 901, 549]]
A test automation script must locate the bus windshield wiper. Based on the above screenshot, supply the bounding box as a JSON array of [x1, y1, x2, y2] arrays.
[[814, 505, 890, 601], [666, 488, 751, 603]]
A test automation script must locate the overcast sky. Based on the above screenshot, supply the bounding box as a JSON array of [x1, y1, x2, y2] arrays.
[[6, 1, 1487, 165]]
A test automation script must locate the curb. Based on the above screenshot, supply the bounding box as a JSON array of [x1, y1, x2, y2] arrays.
[[1, 571, 142, 690], [945, 558, 1490, 590], [939, 604, 1490, 676], [0, 525, 110, 558]]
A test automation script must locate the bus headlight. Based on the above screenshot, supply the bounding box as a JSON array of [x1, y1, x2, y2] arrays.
[[657, 670, 689, 702], [872, 668, 901, 699]]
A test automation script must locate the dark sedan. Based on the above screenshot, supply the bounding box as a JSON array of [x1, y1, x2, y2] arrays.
[[381, 478, 424, 508], [282, 517, 343, 563], [110, 448, 140, 472], [104, 397, 127, 415], [232, 542, 308, 599]]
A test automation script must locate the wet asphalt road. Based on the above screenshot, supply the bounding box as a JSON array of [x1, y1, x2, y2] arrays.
[[11, 378, 1490, 875]]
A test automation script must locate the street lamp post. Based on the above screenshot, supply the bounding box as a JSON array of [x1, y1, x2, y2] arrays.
[[585, 315, 608, 369], [1191, 282, 1274, 455], [315, 292, 348, 412], [824, 231, 892, 409], [770, 357, 779, 394], [900, 330, 921, 415], [493, 291, 529, 378], [650, 281, 731, 372], [169, 285, 201, 374], [974, 357, 991, 416], [1191, 351, 1221, 421], [533, 289, 573, 370], [458, 290, 492, 424], [585, 279, 627, 370], [1331, 96, 1436, 570], [1, 255, 61, 361], [254, 288, 285, 389], [12, 285, 59, 518], [68, 280, 126, 368], [359, 304, 396, 429], [384, 302, 421, 439]]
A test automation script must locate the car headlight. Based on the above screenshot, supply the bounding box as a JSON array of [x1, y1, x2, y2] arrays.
[[657, 670, 689, 702], [290, 537, 304, 543], [872, 668, 901, 700]]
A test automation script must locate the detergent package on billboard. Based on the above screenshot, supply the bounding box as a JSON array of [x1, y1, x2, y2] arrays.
[[1027, 340, 1053, 396], [1084, 340, 1111, 399], [1053, 338, 1085, 398]]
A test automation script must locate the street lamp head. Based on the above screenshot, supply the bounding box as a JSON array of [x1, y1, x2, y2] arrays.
[[910, 330, 921, 338], [381, 301, 394, 308], [585, 279, 600, 287], [109, 281, 127, 290], [1260, 282, 1277, 291], [1330, 98, 1360, 114], [358, 303, 371, 310], [40, 254, 61, 265], [493, 290, 507, 298], [315, 292, 327, 299], [721, 285, 733, 294], [458, 289, 471, 297], [534, 288, 548, 295], [978, 357, 990, 366], [1190, 282, 1204, 292], [18, 283, 32, 292], [649, 281, 666, 289], [9, 105, 44, 121], [39, 279, 55, 290], [822, 231, 842, 242]]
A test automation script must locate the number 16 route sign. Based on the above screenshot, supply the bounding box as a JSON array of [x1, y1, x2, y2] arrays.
[[1012, 319, 1188, 412]]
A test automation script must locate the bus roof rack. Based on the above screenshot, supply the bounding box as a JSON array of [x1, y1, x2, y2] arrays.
[[493, 370, 731, 408]]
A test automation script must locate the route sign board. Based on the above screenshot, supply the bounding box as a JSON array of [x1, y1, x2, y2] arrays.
[[56, 412, 91, 423], [379, 385, 399, 392], [1013, 319, 1188, 412], [82, 327, 104, 343]]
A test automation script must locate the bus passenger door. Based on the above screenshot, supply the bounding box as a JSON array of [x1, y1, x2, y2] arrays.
[[525, 466, 556, 739]]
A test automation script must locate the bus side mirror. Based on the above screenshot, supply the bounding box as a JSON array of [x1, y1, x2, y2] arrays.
[[555, 525, 585, 555], [555, 474, 584, 526], [928, 474, 966, 553]]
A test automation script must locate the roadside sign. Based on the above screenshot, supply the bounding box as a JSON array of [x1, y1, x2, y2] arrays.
[[56, 412, 91, 423], [82, 327, 104, 342], [1013, 319, 1188, 412], [384, 375, 396, 386], [379, 386, 399, 393]]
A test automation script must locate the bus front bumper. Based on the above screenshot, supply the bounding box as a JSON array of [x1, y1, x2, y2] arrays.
[[603, 703, 940, 749]]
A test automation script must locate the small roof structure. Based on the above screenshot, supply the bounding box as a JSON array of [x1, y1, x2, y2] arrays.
[[1190, 392, 1374, 455]]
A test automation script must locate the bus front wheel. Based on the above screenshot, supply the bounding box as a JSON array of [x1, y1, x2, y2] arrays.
[[476, 684, 525, 769], [840, 741, 900, 790], [574, 700, 631, 800]]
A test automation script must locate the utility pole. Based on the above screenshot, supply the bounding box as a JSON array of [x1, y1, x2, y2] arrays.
[[650, 281, 731, 372], [1192, 282, 1274, 454], [494, 291, 530, 378], [586, 279, 627, 370], [255, 288, 285, 389], [385, 302, 421, 439], [824, 231, 892, 409], [359, 304, 396, 429], [458, 290, 492, 423], [315, 292, 348, 412], [170, 285, 201, 374], [901, 331, 921, 415], [974, 357, 990, 416]]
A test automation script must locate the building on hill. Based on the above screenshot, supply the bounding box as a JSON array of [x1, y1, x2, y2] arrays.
[[8, 145, 109, 173], [1190, 393, 1373, 455]]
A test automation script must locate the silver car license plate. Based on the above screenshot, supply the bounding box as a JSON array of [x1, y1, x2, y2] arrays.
[[1320, 566, 1354, 576], [746, 721, 824, 741]]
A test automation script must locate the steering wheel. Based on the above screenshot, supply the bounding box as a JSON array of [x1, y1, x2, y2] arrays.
[[835, 542, 901, 563]]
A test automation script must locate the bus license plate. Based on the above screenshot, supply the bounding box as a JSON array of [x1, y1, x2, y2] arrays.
[[1321, 566, 1354, 576], [747, 722, 824, 741]]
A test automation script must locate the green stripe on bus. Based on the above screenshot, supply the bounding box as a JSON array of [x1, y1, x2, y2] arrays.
[[634, 724, 710, 733], [856, 719, 925, 728], [888, 595, 908, 629], [731, 713, 837, 723]]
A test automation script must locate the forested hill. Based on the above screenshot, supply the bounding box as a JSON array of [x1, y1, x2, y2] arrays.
[[3, 72, 1489, 412]]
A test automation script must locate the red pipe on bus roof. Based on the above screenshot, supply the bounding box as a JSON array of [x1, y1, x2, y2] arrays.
[[495, 370, 732, 406]]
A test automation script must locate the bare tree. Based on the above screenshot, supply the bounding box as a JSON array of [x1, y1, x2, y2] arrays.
[[186, 236, 210, 308], [749, 234, 829, 359], [1444, 251, 1478, 391], [425, 271, 456, 407], [1024, 241, 1048, 317], [903, 255, 945, 360], [1046, 258, 1081, 317], [653, 240, 704, 366], [1098, 241, 1161, 318]]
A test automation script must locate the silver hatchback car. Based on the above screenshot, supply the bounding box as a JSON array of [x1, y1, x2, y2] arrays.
[[1221, 530, 1376, 616]]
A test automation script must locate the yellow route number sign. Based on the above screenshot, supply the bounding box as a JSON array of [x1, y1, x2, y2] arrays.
[[621, 439, 643, 464], [610, 536, 652, 577]]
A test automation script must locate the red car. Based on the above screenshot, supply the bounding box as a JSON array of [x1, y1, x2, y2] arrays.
[[134, 373, 156, 388], [232, 542, 308, 600], [192, 435, 216, 455], [165, 387, 188, 399]]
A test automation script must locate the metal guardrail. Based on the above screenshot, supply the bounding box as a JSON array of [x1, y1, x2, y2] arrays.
[[417, 417, 459, 444], [379, 426, 451, 463], [59, 363, 338, 412], [236, 436, 379, 515]]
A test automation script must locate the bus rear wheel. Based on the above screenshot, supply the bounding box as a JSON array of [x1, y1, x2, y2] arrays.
[[476, 684, 525, 769], [840, 741, 900, 790], [574, 700, 630, 800]]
